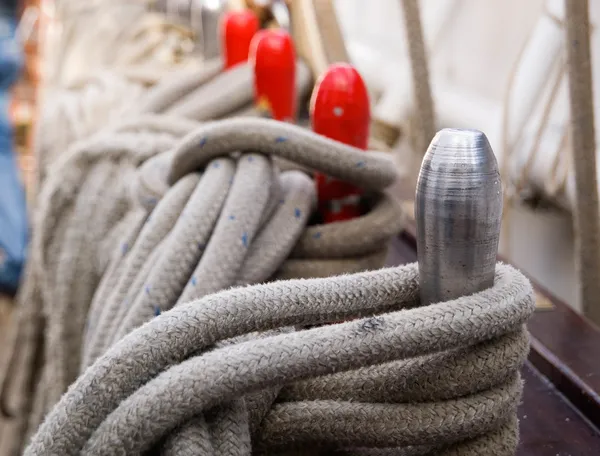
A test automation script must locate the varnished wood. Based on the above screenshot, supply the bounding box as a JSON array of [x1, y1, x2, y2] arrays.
[[518, 363, 600, 455]]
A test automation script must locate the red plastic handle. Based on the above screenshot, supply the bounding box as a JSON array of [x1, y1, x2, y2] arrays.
[[310, 63, 371, 223], [250, 29, 296, 122], [221, 10, 260, 69]]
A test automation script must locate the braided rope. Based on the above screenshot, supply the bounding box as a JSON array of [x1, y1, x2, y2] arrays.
[[82, 118, 402, 366], [25, 261, 534, 456], [2, 6, 533, 448], [0, 117, 404, 453], [33, 56, 313, 192], [4, 109, 532, 456], [11, 66, 315, 429], [2, 114, 534, 456], [40, 1, 200, 89]]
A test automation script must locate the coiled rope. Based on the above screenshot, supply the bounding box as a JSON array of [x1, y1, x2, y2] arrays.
[[81, 118, 403, 368], [33, 0, 314, 191], [3, 92, 533, 456], [40, 1, 200, 89], [0, 117, 403, 453], [33, 57, 312, 190], [5, 116, 535, 455], [2, 5, 535, 452], [25, 261, 534, 456]]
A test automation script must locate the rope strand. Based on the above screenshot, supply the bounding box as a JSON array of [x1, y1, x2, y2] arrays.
[[564, 0, 600, 326], [25, 263, 534, 455]]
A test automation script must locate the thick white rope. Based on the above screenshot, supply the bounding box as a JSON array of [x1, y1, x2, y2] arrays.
[[26, 261, 534, 456], [3, 116, 535, 455], [4, 100, 531, 456], [0, 116, 404, 453], [32, 55, 313, 192], [1, 5, 535, 453]]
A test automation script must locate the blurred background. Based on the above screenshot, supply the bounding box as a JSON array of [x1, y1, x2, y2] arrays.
[[3, 0, 597, 315]]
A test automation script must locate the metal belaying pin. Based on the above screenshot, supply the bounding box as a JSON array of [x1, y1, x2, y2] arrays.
[[415, 128, 503, 305], [220, 8, 260, 69], [249, 28, 296, 121], [310, 63, 370, 223], [195, 0, 228, 60]]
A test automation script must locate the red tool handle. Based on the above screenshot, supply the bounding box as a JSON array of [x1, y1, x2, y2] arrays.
[[310, 63, 370, 223], [221, 9, 260, 69], [250, 29, 296, 122]]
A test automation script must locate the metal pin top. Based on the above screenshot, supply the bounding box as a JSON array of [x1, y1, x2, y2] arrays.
[[198, 0, 228, 60], [415, 128, 503, 305]]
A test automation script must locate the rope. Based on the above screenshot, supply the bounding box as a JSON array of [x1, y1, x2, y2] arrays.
[[24, 262, 534, 455], [564, 0, 600, 326], [2, 6, 534, 453], [32, 57, 313, 191], [40, 1, 199, 89], [4, 114, 533, 455], [400, 0, 436, 157], [32, 0, 233, 192], [499, 2, 599, 252], [0, 117, 404, 453]]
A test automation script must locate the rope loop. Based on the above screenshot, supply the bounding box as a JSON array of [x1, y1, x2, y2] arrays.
[[25, 262, 534, 456]]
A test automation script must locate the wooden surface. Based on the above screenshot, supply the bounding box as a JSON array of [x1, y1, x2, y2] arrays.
[[518, 364, 600, 455], [386, 206, 600, 454]]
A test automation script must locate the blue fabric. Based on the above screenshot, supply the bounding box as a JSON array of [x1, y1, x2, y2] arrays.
[[0, 10, 27, 295]]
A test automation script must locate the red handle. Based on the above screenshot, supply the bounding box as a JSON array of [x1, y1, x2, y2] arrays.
[[250, 29, 296, 122], [221, 10, 260, 69], [310, 63, 370, 223]]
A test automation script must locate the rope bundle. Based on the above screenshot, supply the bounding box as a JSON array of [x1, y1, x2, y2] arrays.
[[0, 116, 404, 453], [33, 57, 313, 189], [81, 118, 403, 369], [1, 117, 194, 450], [1, 4, 535, 450], [40, 1, 200, 89], [25, 261, 534, 456], [2, 116, 536, 456]]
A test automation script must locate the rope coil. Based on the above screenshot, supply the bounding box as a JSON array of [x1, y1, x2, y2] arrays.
[[24, 262, 534, 456], [2, 4, 535, 452], [2, 109, 533, 456], [0, 117, 404, 453], [82, 117, 403, 367], [33, 57, 314, 191]]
